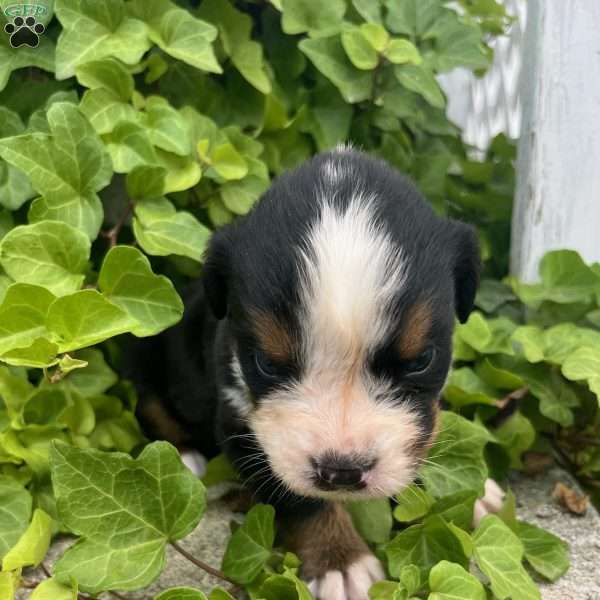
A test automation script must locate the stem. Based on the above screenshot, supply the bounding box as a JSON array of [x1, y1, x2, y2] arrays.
[[170, 541, 237, 586], [101, 202, 134, 248]]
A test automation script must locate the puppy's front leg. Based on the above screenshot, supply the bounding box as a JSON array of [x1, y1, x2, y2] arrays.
[[283, 502, 384, 600]]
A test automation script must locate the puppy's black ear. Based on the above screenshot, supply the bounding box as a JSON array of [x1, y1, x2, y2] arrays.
[[202, 228, 233, 320], [449, 221, 481, 323]]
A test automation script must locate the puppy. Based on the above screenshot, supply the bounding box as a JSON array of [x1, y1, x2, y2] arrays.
[[128, 146, 480, 599]]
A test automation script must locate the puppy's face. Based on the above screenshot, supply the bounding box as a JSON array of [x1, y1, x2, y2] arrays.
[[204, 150, 479, 500]]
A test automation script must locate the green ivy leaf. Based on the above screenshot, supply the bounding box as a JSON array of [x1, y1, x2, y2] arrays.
[[358, 23, 389, 51], [144, 97, 192, 157], [47, 290, 136, 353], [543, 323, 600, 365], [209, 589, 236, 600], [62, 349, 116, 397], [222, 504, 275, 584], [29, 577, 78, 600], [0, 108, 34, 211], [428, 560, 486, 600], [384, 0, 443, 36], [420, 411, 490, 497], [511, 250, 600, 307], [0, 283, 55, 358], [1, 338, 59, 369], [500, 358, 580, 427], [384, 39, 422, 65], [0, 476, 32, 559], [219, 158, 269, 214], [259, 570, 313, 600], [0, 366, 33, 415], [562, 346, 600, 397], [0, 571, 18, 600], [368, 580, 406, 600], [104, 121, 158, 173], [346, 498, 393, 544], [430, 491, 479, 531], [51, 440, 206, 594], [0, 34, 55, 91], [427, 13, 489, 72], [352, 0, 382, 24], [281, 0, 346, 35], [155, 588, 208, 600], [87, 397, 144, 452], [394, 64, 445, 109], [201, 453, 238, 487], [127, 0, 221, 73], [0, 222, 90, 296], [79, 87, 139, 135], [2, 508, 52, 571], [494, 411, 535, 468], [127, 165, 167, 199], [444, 367, 498, 408], [75, 58, 135, 101], [22, 389, 69, 428], [386, 515, 468, 580], [198, 0, 271, 94], [55, 0, 151, 80], [516, 521, 569, 582], [156, 149, 202, 193], [456, 312, 516, 355], [210, 142, 248, 180], [133, 198, 211, 262], [300, 36, 373, 103], [305, 82, 353, 151], [98, 245, 184, 336], [475, 279, 516, 313], [341, 27, 379, 70], [473, 515, 540, 600], [0, 103, 112, 239], [393, 484, 434, 522], [475, 357, 524, 390]]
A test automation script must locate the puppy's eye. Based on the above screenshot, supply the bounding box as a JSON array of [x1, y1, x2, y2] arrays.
[[254, 350, 280, 379], [404, 346, 436, 375]]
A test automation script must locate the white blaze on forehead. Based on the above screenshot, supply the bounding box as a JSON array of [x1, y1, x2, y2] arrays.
[[321, 159, 347, 185], [248, 197, 421, 500], [300, 195, 408, 370]]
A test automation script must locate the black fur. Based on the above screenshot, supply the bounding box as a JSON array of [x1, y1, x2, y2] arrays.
[[127, 147, 480, 521]]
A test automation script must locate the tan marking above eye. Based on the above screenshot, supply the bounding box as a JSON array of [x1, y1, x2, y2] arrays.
[[396, 301, 432, 359], [250, 309, 293, 362]]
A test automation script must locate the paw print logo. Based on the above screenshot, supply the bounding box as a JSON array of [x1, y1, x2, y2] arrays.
[[4, 16, 45, 48]]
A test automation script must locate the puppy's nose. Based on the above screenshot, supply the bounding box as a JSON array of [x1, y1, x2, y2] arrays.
[[311, 453, 376, 491]]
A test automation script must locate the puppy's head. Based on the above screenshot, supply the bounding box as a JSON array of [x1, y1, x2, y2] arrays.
[[203, 148, 479, 500]]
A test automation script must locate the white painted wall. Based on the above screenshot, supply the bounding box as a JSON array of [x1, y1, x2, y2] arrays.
[[440, 0, 526, 153], [511, 0, 600, 281]]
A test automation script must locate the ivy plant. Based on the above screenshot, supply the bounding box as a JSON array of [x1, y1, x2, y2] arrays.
[[0, 0, 592, 599]]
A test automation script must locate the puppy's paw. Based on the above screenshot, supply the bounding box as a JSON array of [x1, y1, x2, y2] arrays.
[[307, 553, 385, 600], [179, 448, 207, 476], [472, 478, 506, 527]]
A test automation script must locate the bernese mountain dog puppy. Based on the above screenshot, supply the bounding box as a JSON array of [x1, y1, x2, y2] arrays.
[[128, 146, 482, 599]]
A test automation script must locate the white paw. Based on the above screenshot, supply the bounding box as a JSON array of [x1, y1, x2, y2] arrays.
[[180, 449, 207, 476], [472, 478, 506, 527], [307, 554, 385, 600]]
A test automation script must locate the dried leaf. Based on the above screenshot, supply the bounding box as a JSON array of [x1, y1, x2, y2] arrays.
[[552, 482, 589, 515]]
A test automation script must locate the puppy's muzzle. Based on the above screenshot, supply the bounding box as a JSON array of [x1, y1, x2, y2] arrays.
[[311, 452, 377, 491]]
